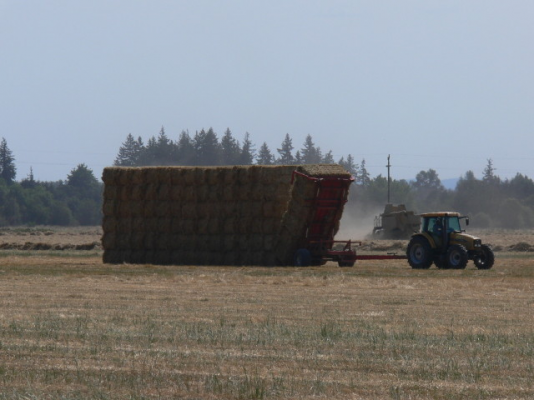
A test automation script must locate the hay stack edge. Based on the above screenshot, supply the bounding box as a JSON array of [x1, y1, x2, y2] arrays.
[[102, 164, 352, 266]]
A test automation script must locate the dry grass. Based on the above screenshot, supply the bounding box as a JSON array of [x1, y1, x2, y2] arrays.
[[0, 227, 533, 399]]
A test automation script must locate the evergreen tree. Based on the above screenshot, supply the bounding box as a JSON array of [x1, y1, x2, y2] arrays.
[[21, 167, 37, 189], [483, 158, 500, 185], [114, 133, 144, 166], [358, 159, 371, 186], [220, 128, 241, 165], [322, 150, 335, 164], [176, 130, 194, 165], [0, 138, 16, 184], [411, 169, 446, 211], [155, 126, 176, 165], [339, 154, 358, 176], [239, 132, 255, 165], [193, 128, 220, 165], [67, 164, 99, 191], [506, 173, 534, 200], [256, 142, 275, 165], [294, 150, 302, 165], [139, 136, 158, 165], [300, 134, 322, 164], [276, 133, 294, 165]]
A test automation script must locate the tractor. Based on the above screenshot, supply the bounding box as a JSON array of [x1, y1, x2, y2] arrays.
[[406, 212, 494, 270]]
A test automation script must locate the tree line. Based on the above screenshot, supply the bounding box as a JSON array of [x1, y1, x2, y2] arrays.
[[113, 127, 363, 180], [0, 129, 533, 229], [0, 138, 101, 226]]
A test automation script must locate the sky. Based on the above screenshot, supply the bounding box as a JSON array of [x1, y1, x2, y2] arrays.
[[0, 0, 533, 184]]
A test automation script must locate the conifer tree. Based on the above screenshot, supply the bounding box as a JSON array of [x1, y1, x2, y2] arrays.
[[176, 130, 194, 165], [0, 138, 16, 184], [322, 150, 335, 164], [114, 133, 144, 166], [220, 128, 241, 165], [300, 134, 322, 164], [339, 154, 358, 176], [358, 159, 371, 186], [276, 133, 294, 165], [256, 142, 275, 165], [239, 132, 255, 165], [193, 128, 220, 165]]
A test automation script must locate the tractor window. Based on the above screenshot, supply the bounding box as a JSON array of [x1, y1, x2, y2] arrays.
[[425, 217, 442, 234], [447, 217, 461, 232]]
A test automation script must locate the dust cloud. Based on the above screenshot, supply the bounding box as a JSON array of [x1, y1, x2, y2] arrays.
[[336, 206, 384, 241]]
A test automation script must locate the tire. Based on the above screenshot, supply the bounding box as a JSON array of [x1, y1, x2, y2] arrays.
[[446, 244, 468, 269], [338, 260, 355, 267], [294, 248, 312, 267], [473, 244, 495, 270], [406, 237, 433, 269]]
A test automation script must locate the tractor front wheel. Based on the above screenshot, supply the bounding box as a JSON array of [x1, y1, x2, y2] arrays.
[[446, 244, 468, 269], [473, 244, 495, 270], [407, 237, 433, 269]]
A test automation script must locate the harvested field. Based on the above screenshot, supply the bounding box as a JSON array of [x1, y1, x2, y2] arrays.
[[0, 227, 533, 399]]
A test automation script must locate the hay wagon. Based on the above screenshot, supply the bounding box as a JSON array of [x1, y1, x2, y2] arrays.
[[290, 170, 358, 267], [288, 170, 407, 267]]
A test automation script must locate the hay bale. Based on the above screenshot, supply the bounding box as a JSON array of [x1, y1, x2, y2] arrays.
[[116, 233, 130, 250], [117, 202, 131, 218], [130, 250, 146, 264], [101, 167, 117, 185], [156, 201, 170, 218], [102, 249, 121, 264], [101, 232, 116, 250], [131, 185, 145, 201], [131, 168, 146, 185], [103, 185, 118, 200], [130, 232, 145, 249], [102, 216, 117, 233], [143, 201, 158, 218], [129, 201, 144, 216], [132, 217, 145, 232], [170, 185, 183, 201]]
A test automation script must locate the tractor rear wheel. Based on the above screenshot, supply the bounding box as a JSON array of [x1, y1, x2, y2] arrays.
[[473, 244, 495, 270], [446, 244, 468, 269], [407, 237, 433, 269]]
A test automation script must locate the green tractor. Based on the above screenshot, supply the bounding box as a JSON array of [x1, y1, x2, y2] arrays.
[[406, 212, 494, 270]]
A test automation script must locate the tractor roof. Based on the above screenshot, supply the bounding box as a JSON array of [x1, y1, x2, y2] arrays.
[[420, 212, 462, 218]]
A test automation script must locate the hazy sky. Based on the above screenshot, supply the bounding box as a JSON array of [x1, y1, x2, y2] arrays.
[[1, 1, 532, 183]]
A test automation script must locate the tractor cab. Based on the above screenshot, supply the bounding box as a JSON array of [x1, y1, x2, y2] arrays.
[[422, 213, 468, 248]]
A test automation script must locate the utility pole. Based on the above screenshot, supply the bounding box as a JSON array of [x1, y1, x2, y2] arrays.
[[386, 154, 391, 204]]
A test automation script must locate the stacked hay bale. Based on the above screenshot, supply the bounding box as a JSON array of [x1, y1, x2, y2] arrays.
[[102, 165, 295, 266]]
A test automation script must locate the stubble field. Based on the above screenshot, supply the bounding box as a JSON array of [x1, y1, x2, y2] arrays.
[[0, 227, 533, 399]]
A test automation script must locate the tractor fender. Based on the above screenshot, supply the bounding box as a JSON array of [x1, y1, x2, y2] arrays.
[[411, 232, 438, 249]]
